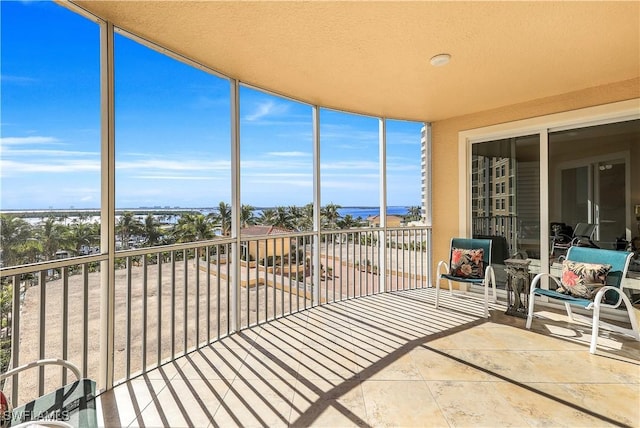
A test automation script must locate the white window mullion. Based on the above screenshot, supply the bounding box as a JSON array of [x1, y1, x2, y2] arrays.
[[379, 118, 387, 293], [99, 19, 116, 391], [230, 79, 241, 332], [312, 106, 321, 305], [539, 130, 550, 285]]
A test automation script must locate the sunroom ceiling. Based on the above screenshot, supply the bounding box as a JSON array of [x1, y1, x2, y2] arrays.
[[69, 0, 639, 122]]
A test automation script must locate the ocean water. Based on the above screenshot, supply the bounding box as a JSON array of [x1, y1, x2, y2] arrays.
[[204, 206, 409, 219], [338, 206, 409, 219], [10, 205, 411, 225]]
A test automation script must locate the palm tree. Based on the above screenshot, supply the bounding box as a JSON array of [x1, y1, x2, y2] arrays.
[[321, 203, 342, 230], [288, 205, 310, 231], [16, 239, 42, 264], [0, 214, 32, 267], [37, 216, 68, 260], [116, 212, 143, 250], [214, 201, 232, 236], [257, 206, 294, 229], [297, 203, 314, 231], [66, 219, 100, 255], [142, 214, 163, 247], [337, 214, 361, 229], [57, 214, 69, 226], [240, 204, 257, 228], [192, 214, 216, 241], [272, 206, 294, 229], [406, 206, 422, 221], [258, 208, 276, 226], [173, 213, 216, 243]]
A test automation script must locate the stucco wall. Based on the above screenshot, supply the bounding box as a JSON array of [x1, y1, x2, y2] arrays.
[[431, 77, 639, 272]]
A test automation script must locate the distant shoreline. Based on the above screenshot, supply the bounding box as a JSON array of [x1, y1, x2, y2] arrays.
[[0, 205, 412, 218]]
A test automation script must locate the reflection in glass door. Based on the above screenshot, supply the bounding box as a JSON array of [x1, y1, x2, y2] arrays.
[[557, 159, 626, 249], [471, 135, 540, 288], [597, 160, 626, 247], [550, 119, 637, 253], [560, 165, 591, 227]]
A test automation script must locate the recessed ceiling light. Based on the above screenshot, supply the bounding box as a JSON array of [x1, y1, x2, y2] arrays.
[[430, 53, 451, 66]]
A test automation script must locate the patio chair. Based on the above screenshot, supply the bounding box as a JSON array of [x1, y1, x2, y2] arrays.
[[0, 359, 97, 427], [526, 246, 638, 354], [550, 222, 597, 259], [434, 238, 497, 318]]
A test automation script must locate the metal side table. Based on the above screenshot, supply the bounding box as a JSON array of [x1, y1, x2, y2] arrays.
[[504, 258, 531, 318]]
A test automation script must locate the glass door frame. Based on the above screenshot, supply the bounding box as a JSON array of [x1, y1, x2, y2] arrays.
[[458, 98, 639, 285]]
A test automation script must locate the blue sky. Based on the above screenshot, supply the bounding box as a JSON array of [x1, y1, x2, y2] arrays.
[[1, 1, 423, 210]]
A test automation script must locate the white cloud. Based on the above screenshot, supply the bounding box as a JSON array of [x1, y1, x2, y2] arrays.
[[244, 100, 289, 121], [116, 158, 230, 171], [0, 136, 60, 145], [386, 162, 420, 172], [2, 148, 98, 157], [240, 159, 311, 170], [321, 160, 379, 170], [131, 175, 220, 180], [321, 180, 378, 190], [242, 172, 311, 179], [0, 159, 100, 174], [320, 124, 378, 143], [386, 131, 421, 146], [266, 151, 310, 157], [244, 178, 312, 188]]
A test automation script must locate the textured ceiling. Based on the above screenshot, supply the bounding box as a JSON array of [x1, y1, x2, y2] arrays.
[[70, 0, 639, 122]]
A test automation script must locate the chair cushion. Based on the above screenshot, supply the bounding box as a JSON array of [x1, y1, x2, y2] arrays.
[[440, 274, 485, 284], [532, 288, 593, 308], [450, 248, 484, 279], [558, 260, 611, 299]]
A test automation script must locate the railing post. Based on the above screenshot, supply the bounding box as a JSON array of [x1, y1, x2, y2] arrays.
[[10, 274, 21, 405], [61, 267, 69, 385]]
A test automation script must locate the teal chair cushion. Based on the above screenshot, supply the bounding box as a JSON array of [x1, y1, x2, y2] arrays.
[[533, 246, 632, 304]]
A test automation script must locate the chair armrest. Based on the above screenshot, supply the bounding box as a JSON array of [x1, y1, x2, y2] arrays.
[[484, 265, 496, 283], [436, 260, 449, 276], [0, 359, 81, 383], [592, 285, 624, 309], [553, 233, 572, 243], [529, 273, 562, 295]]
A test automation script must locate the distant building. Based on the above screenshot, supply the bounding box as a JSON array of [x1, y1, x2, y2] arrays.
[[421, 125, 429, 224], [366, 215, 403, 228], [240, 225, 293, 261]]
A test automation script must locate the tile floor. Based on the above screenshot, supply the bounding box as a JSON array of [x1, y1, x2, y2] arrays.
[[96, 289, 640, 427]]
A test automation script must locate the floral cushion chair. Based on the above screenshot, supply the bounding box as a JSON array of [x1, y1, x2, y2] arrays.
[[526, 246, 638, 354], [435, 238, 497, 318]]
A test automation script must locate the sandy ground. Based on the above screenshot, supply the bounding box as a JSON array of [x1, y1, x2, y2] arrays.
[[6, 245, 429, 405]]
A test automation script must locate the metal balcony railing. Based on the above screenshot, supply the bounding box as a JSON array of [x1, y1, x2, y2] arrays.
[[0, 226, 431, 406]]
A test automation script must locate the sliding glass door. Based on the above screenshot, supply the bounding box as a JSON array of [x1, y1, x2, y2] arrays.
[[469, 118, 640, 289]]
